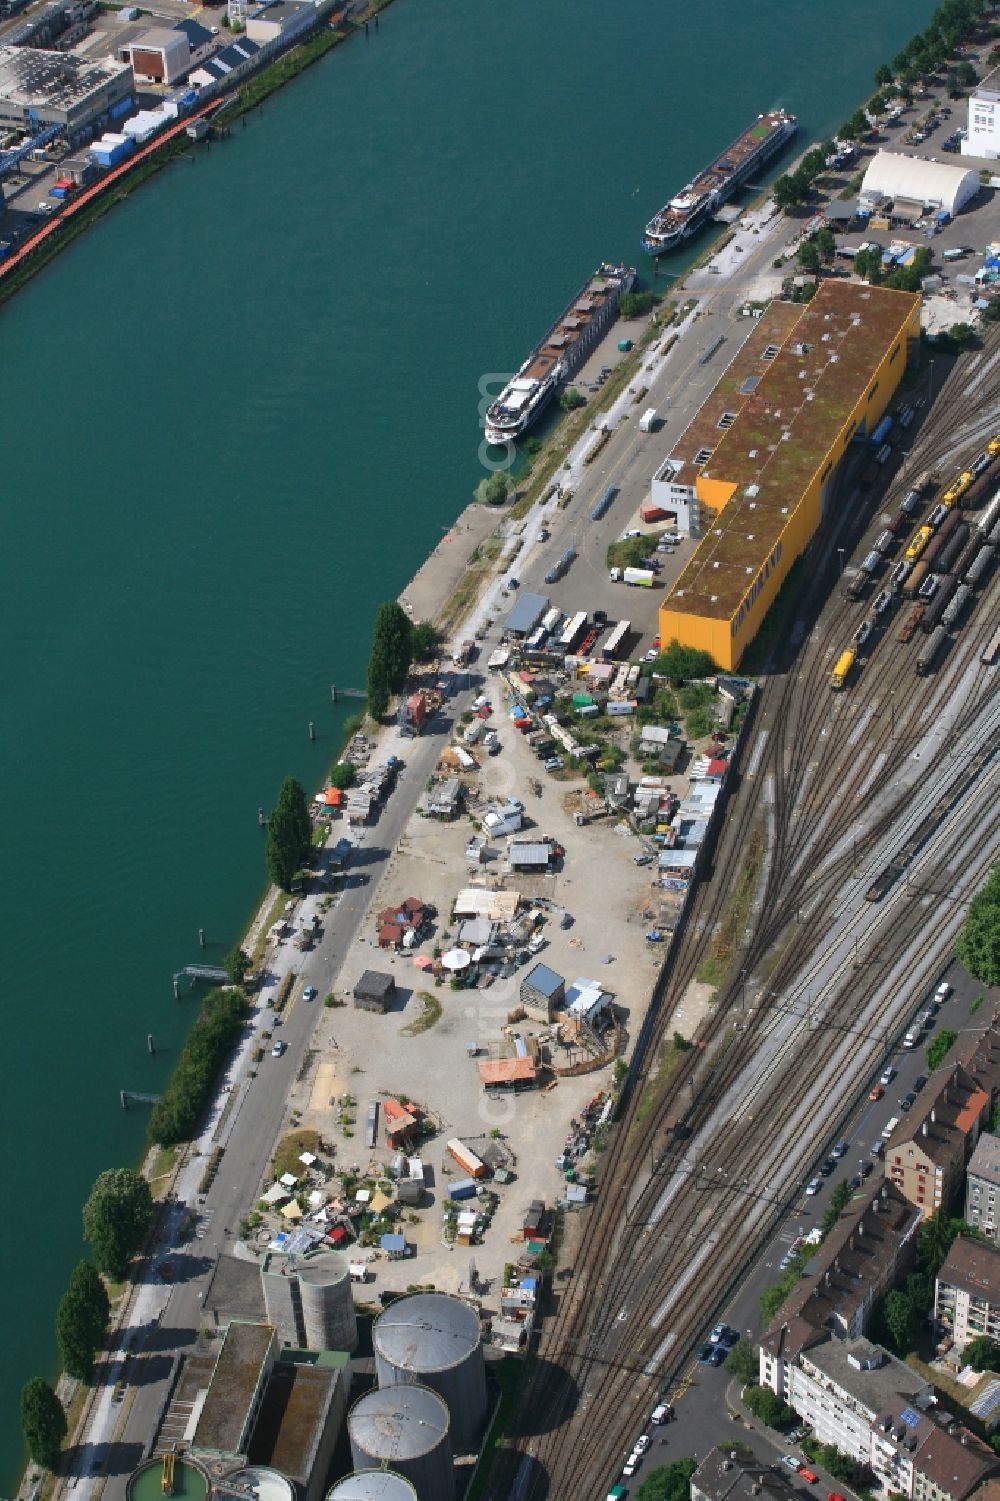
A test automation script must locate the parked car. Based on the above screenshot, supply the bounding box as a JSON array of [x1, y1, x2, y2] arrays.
[[271, 1040, 287, 1057], [635, 1435, 651, 1456], [832, 1140, 848, 1159], [880, 1065, 896, 1086], [819, 1158, 836, 1177], [799, 1469, 819, 1485], [543, 756, 564, 772], [900, 1090, 917, 1112], [869, 1084, 884, 1101], [914, 1074, 927, 1091], [303, 985, 317, 1001], [806, 1177, 821, 1196], [935, 982, 952, 1003], [781, 1457, 802, 1472]]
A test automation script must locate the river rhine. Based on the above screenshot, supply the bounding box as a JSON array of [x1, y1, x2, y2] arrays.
[[0, 0, 934, 1477]]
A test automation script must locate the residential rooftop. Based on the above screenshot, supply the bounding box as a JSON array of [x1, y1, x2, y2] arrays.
[[663, 281, 920, 620], [802, 1336, 928, 1417], [937, 1236, 1000, 1302], [887, 1061, 989, 1163], [692, 1447, 801, 1501], [760, 1180, 921, 1354], [968, 1132, 1000, 1189]]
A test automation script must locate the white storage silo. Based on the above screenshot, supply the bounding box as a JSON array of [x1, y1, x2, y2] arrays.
[[347, 1386, 454, 1501], [373, 1292, 487, 1455], [327, 1470, 419, 1501]]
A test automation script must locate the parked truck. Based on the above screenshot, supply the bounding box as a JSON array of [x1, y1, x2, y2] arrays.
[[619, 567, 656, 587], [639, 407, 658, 432]]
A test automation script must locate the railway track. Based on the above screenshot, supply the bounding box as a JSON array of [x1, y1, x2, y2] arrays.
[[485, 352, 1000, 1501]]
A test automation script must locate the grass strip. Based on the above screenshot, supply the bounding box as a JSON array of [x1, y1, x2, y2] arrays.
[[401, 991, 443, 1035], [696, 822, 766, 989]]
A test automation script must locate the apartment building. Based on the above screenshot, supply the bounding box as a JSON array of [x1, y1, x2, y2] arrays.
[[691, 1449, 802, 1501], [965, 1135, 1000, 1242], [887, 1064, 990, 1219], [935, 1237, 1000, 1353], [758, 1333, 998, 1501]]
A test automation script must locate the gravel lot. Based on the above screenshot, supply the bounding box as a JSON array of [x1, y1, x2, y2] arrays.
[[269, 671, 676, 1297]]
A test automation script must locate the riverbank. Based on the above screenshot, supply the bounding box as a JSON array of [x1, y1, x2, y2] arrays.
[[13, 0, 960, 1476], [0, 0, 392, 311]]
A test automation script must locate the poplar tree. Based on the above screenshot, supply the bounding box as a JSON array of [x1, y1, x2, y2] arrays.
[[266, 776, 311, 891], [21, 1377, 66, 1470], [56, 1262, 110, 1381]]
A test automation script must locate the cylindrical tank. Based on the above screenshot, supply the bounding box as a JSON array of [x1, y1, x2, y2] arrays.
[[328, 1470, 419, 1501], [373, 1292, 487, 1454], [227, 1469, 296, 1501], [348, 1385, 454, 1501], [298, 1251, 358, 1352]]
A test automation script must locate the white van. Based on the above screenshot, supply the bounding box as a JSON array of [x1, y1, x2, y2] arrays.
[[903, 1024, 922, 1048], [882, 1116, 900, 1140]]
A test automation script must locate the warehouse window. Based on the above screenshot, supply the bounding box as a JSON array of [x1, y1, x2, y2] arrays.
[[694, 447, 713, 465], [762, 345, 780, 361], [867, 381, 879, 402], [717, 412, 737, 430], [821, 461, 833, 483], [890, 343, 901, 364]]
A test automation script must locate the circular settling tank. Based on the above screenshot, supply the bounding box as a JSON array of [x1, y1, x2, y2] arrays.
[[126, 1457, 209, 1501], [228, 1467, 296, 1501]]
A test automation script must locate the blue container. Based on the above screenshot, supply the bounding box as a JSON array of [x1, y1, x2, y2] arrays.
[[109, 94, 134, 120], [449, 1178, 477, 1201]]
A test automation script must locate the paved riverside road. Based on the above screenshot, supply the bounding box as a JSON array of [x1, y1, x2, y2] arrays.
[[86, 687, 478, 1497]]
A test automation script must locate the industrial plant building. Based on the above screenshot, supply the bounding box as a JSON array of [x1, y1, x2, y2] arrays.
[[657, 281, 921, 669], [965, 66, 1000, 159], [0, 44, 132, 133]]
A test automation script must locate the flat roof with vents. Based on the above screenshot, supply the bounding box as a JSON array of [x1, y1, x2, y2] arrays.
[[663, 281, 919, 620], [662, 301, 804, 487]]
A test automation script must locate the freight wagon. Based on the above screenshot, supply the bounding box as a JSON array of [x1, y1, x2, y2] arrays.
[[978, 490, 1000, 536], [591, 484, 618, 522], [966, 544, 996, 588], [921, 575, 957, 632], [940, 583, 972, 630], [920, 533, 947, 572], [869, 415, 893, 450], [917, 625, 949, 675], [982, 625, 1000, 666], [903, 560, 931, 598], [830, 648, 856, 689], [898, 605, 925, 642], [935, 522, 970, 574], [906, 525, 933, 561]]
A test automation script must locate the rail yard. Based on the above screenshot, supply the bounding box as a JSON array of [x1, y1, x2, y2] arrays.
[[484, 335, 1000, 1500]]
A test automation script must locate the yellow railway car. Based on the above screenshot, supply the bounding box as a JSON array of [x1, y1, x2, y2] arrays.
[[988, 434, 1000, 458], [830, 648, 856, 689], [906, 524, 933, 561]]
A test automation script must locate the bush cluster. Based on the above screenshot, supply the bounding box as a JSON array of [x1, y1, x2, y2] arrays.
[[149, 987, 246, 1145]]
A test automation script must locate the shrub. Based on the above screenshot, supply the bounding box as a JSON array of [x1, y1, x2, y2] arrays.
[[148, 987, 246, 1145]]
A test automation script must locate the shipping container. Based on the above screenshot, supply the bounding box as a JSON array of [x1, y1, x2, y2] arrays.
[[448, 1178, 479, 1201], [602, 620, 631, 659], [447, 1139, 487, 1179], [606, 699, 636, 716]]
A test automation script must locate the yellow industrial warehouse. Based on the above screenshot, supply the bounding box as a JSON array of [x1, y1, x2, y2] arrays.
[[658, 281, 921, 669]]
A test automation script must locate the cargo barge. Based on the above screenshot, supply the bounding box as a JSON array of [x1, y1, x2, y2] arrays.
[[642, 109, 797, 256], [484, 261, 636, 445]]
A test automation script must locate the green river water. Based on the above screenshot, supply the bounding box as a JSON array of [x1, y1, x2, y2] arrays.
[[0, 0, 935, 1477]]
